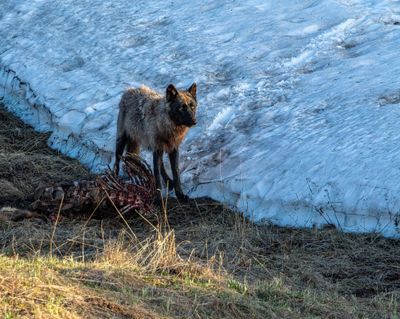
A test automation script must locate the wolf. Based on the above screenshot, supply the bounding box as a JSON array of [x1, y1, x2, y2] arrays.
[[114, 83, 197, 202]]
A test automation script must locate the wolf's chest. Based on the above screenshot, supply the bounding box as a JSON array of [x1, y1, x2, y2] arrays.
[[156, 126, 189, 153]]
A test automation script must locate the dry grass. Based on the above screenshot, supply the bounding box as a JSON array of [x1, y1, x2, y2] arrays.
[[2, 201, 400, 318], [0, 205, 263, 318], [0, 105, 92, 207], [1, 103, 400, 318]]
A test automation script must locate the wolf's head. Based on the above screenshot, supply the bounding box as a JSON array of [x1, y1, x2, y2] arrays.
[[166, 83, 197, 127]]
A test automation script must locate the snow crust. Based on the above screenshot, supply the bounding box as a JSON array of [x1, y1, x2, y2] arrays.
[[2, 0, 400, 236]]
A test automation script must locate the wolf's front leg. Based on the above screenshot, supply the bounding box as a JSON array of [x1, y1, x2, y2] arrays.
[[153, 150, 165, 204], [160, 159, 174, 191], [168, 148, 189, 202], [153, 150, 163, 192]]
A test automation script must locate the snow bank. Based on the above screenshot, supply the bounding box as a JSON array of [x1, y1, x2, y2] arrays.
[[2, 0, 400, 236]]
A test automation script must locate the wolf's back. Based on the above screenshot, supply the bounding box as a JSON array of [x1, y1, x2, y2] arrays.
[[117, 86, 165, 150]]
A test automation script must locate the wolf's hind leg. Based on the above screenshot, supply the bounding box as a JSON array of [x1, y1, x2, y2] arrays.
[[126, 139, 140, 155], [114, 132, 127, 175]]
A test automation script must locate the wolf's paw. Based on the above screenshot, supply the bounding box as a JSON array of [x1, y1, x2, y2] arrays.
[[176, 192, 189, 202], [168, 180, 175, 191]]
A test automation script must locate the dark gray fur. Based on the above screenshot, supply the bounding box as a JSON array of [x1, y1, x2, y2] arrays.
[[114, 83, 197, 201]]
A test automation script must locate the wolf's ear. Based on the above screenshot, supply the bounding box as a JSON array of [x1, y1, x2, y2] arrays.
[[166, 84, 178, 101], [188, 82, 197, 100]]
